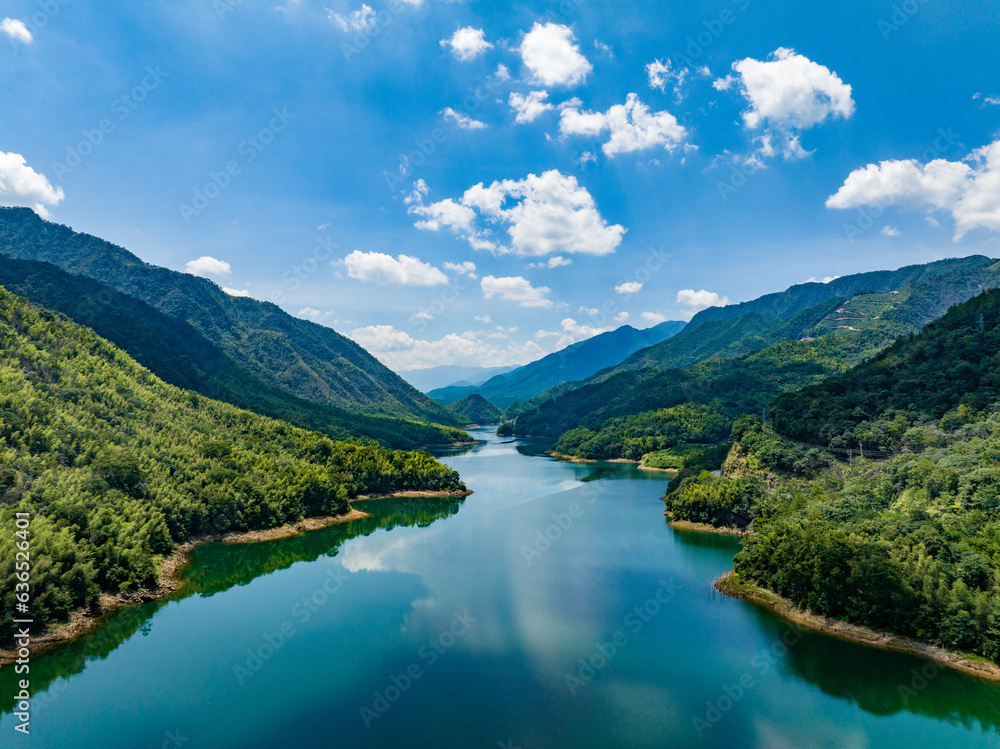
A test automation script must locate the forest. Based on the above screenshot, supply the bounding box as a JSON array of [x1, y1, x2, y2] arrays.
[[0, 288, 465, 645]]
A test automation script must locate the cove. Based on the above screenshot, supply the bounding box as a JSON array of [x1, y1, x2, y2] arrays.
[[1, 429, 999, 748]]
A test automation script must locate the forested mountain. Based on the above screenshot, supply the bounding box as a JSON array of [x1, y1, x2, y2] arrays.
[[0, 288, 464, 644], [607, 256, 1000, 375], [771, 287, 1000, 452], [446, 394, 503, 424], [513, 266, 1000, 459], [0, 207, 457, 426], [0, 256, 467, 449], [428, 320, 686, 408], [661, 289, 1000, 664]]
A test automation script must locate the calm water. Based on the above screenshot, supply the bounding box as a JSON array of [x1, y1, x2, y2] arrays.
[[2, 429, 999, 748]]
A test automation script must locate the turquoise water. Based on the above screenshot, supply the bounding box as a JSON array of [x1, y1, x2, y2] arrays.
[[2, 429, 999, 747]]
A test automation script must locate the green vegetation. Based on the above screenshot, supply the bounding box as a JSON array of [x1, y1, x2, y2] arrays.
[[772, 287, 1000, 452], [0, 288, 464, 645], [0, 255, 468, 450], [662, 285, 1000, 665], [702, 417, 1000, 664], [447, 394, 503, 424], [552, 403, 729, 460], [0, 207, 458, 425]]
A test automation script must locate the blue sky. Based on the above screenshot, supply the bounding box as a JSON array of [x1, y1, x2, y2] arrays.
[[1, 0, 999, 371]]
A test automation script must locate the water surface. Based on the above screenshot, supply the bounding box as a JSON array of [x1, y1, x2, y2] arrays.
[[2, 429, 999, 747]]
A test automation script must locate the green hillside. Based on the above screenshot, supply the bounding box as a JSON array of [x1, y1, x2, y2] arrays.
[[447, 394, 503, 425], [0, 288, 464, 644], [771, 287, 1000, 451], [0, 207, 458, 426], [0, 255, 467, 449], [513, 266, 1000, 460]]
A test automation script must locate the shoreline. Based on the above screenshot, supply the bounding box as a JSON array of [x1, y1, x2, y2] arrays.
[[716, 570, 1000, 683], [0, 505, 385, 665], [663, 510, 749, 536]]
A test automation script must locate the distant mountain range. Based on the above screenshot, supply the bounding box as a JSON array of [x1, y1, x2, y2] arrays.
[[427, 320, 686, 409], [0, 207, 458, 428], [399, 364, 518, 393]]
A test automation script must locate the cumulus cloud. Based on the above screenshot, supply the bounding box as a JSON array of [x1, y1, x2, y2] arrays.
[[826, 140, 1000, 239], [0, 151, 65, 218], [327, 4, 376, 33], [444, 260, 477, 278], [528, 255, 572, 269], [298, 307, 334, 322], [223, 287, 251, 297], [715, 48, 854, 159], [347, 324, 547, 370], [474, 314, 492, 324], [440, 27, 493, 61], [559, 93, 688, 157], [880, 225, 900, 237], [518, 23, 592, 88], [509, 91, 555, 124], [343, 250, 447, 286], [676, 289, 731, 317], [805, 275, 841, 284], [615, 281, 643, 295], [481, 275, 554, 308], [641, 311, 667, 324], [184, 256, 232, 279], [645, 58, 707, 101], [1, 18, 32, 44], [441, 107, 487, 130], [408, 170, 626, 257]]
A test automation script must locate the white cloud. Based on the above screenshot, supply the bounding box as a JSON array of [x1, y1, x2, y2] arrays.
[[493, 64, 511, 82], [880, 225, 900, 237], [641, 311, 667, 324], [509, 91, 555, 124], [615, 281, 643, 295], [481, 275, 554, 308], [613, 311, 630, 323], [805, 276, 841, 284], [408, 170, 625, 257], [518, 23, 592, 88], [474, 314, 492, 324], [298, 306, 334, 322], [645, 58, 704, 101], [343, 250, 447, 286], [529, 255, 572, 269], [716, 48, 854, 159], [0, 151, 65, 218], [826, 140, 1000, 239], [347, 324, 547, 370], [552, 317, 609, 348], [676, 289, 731, 317], [440, 27, 493, 61], [974, 92, 1000, 107], [559, 93, 688, 157], [327, 4, 375, 33], [1, 18, 32, 44], [184, 256, 232, 279], [441, 107, 487, 130], [444, 260, 477, 278], [223, 287, 251, 297]]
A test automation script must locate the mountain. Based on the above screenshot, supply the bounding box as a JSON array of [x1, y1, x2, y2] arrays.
[[663, 288, 1000, 666], [447, 394, 503, 425], [0, 207, 458, 426], [0, 255, 468, 449], [512, 264, 1000, 456], [398, 364, 518, 393], [771, 286, 1000, 451], [608, 256, 1000, 376], [427, 320, 686, 409], [0, 287, 464, 643]]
